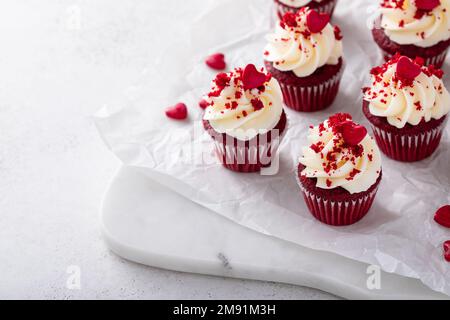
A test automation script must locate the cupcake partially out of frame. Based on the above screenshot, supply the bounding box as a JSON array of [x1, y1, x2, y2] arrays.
[[363, 54, 450, 162], [202, 64, 287, 173], [274, 0, 338, 19], [264, 8, 344, 112], [372, 0, 450, 67], [297, 113, 382, 226]]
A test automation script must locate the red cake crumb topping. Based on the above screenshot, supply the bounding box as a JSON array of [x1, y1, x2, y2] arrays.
[[279, 8, 337, 38], [363, 54, 444, 96], [381, 0, 440, 22], [308, 113, 371, 180], [204, 65, 273, 119]]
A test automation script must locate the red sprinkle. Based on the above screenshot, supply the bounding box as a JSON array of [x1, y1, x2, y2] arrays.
[[242, 64, 269, 91], [434, 205, 450, 228], [415, 0, 440, 11], [306, 9, 330, 33], [205, 53, 226, 71], [199, 99, 210, 109], [165, 102, 188, 120], [444, 240, 450, 262]]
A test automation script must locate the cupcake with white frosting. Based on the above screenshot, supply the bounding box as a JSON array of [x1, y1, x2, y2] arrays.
[[274, 0, 338, 19], [297, 113, 382, 226], [202, 64, 287, 173], [363, 54, 450, 162], [264, 8, 344, 112], [373, 0, 450, 67]]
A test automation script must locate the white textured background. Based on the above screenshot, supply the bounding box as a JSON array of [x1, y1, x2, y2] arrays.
[[0, 1, 336, 299]]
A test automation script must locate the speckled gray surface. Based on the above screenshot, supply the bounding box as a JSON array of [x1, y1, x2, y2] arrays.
[[0, 0, 337, 299]]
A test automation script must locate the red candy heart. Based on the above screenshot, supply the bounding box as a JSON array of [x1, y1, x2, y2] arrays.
[[306, 10, 330, 33], [165, 102, 187, 120], [242, 64, 267, 90], [415, 0, 440, 11], [396, 56, 422, 81], [434, 205, 450, 228], [444, 241, 450, 262], [198, 99, 210, 110], [341, 122, 368, 146], [205, 53, 226, 71]]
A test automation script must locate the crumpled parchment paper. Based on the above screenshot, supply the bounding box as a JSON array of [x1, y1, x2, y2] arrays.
[[95, 0, 450, 296]]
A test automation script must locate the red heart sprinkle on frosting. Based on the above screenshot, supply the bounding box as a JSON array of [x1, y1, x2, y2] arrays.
[[396, 56, 422, 82], [341, 121, 368, 146], [198, 99, 210, 110], [415, 0, 440, 11], [242, 64, 268, 91], [205, 53, 226, 71], [165, 102, 187, 120], [434, 205, 450, 228], [443, 241, 450, 262], [306, 10, 330, 33]]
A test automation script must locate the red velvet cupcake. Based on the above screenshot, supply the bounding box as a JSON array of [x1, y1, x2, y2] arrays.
[[274, 0, 338, 19], [372, 0, 450, 68], [363, 55, 450, 162], [202, 64, 287, 173], [264, 8, 344, 112], [297, 113, 382, 226]]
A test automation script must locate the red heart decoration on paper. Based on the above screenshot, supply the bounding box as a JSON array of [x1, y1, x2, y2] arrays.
[[434, 205, 450, 228], [341, 121, 368, 146], [165, 102, 188, 120], [396, 56, 422, 81], [306, 10, 330, 33], [198, 99, 210, 110], [443, 241, 450, 262], [205, 53, 226, 71], [415, 0, 440, 11], [242, 64, 267, 90]]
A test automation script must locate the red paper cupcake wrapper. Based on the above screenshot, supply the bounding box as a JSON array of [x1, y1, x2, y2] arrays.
[[370, 119, 447, 162], [278, 67, 343, 112], [211, 119, 288, 173], [299, 186, 379, 226], [382, 48, 448, 68], [276, 1, 336, 19]]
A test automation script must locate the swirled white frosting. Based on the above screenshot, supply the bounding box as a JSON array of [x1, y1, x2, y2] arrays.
[[299, 114, 382, 194], [279, 0, 324, 8], [264, 8, 343, 77], [364, 60, 450, 129], [203, 68, 284, 141], [380, 0, 450, 48]]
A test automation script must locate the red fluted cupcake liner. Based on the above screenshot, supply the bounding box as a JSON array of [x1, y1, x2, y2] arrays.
[[370, 119, 447, 162], [278, 67, 343, 112], [382, 49, 448, 69], [372, 17, 450, 68], [203, 111, 287, 173], [299, 185, 379, 226], [275, 0, 337, 19], [296, 164, 382, 226]]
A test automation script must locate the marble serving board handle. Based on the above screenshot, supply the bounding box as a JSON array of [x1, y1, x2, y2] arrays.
[[101, 166, 448, 300]]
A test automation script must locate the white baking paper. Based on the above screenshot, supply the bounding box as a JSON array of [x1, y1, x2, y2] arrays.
[[95, 0, 450, 296]]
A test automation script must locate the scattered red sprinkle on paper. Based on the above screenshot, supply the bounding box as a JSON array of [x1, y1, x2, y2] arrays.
[[434, 205, 450, 228], [306, 9, 330, 33], [443, 241, 450, 262], [205, 53, 226, 71], [165, 102, 187, 120], [415, 0, 440, 11], [198, 99, 210, 110]]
